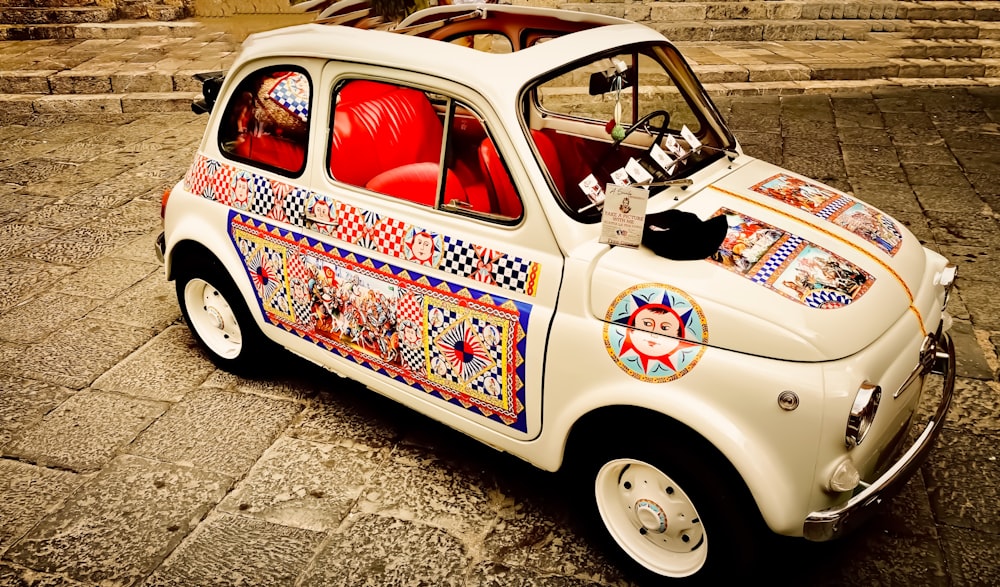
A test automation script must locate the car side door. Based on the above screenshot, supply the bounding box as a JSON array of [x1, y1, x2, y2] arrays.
[[280, 62, 562, 441]]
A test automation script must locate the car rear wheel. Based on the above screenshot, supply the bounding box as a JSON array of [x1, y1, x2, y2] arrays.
[[176, 264, 269, 373]]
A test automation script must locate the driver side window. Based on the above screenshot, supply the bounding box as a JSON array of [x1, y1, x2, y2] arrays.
[[535, 53, 695, 133]]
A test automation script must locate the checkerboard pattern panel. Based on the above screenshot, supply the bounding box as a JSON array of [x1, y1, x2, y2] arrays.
[[399, 344, 423, 373], [335, 202, 365, 244], [751, 235, 802, 285], [210, 164, 235, 206], [185, 155, 209, 195], [816, 196, 850, 220], [440, 239, 480, 279], [375, 216, 408, 257], [804, 290, 852, 308], [492, 255, 534, 295], [284, 187, 310, 227], [249, 173, 275, 217], [396, 290, 422, 327], [287, 250, 314, 325], [268, 73, 310, 122]]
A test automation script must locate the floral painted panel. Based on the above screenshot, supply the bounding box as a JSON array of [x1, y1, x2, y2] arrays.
[[229, 211, 531, 431]]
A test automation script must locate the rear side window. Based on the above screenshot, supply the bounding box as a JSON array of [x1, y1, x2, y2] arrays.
[[219, 67, 311, 176]]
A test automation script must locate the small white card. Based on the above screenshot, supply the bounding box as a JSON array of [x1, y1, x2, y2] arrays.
[[681, 125, 702, 152], [650, 143, 677, 175], [600, 184, 649, 248], [625, 158, 654, 184], [665, 134, 686, 158], [610, 167, 632, 186], [579, 173, 606, 204]]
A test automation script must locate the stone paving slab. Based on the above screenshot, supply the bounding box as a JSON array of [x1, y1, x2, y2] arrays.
[[0, 459, 85, 556], [3, 454, 232, 586], [125, 387, 302, 477], [2, 389, 167, 472]]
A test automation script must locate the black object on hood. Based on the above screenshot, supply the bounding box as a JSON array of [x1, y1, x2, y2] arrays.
[[642, 209, 728, 261]]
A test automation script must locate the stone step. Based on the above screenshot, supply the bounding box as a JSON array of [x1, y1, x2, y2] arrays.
[[906, 0, 1000, 21], [898, 37, 1000, 57], [617, 18, 1000, 42], [0, 6, 115, 24], [1, 48, 994, 94], [0, 0, 103, 6], [562, 1, 1000, 23], [0, 18, 199, 39], [647, 19, 912, 41]]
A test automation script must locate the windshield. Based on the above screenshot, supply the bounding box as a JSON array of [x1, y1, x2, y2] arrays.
[[521, 41, 735, 223]]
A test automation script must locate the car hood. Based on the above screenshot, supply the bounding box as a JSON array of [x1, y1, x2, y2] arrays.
[[588, 159, 933, 362]]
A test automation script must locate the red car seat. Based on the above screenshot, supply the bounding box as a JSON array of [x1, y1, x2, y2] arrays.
[[330, 81, 468, 206], [478, 130, 563, 219]]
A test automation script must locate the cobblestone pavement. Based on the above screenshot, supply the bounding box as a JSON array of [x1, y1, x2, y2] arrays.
[[1, 87, 999, 586]]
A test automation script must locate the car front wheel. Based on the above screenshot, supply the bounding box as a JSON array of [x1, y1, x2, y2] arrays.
[[582, 431, 763, 584]]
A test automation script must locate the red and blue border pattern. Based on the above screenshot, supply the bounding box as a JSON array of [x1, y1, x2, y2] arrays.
[[185, 154, 541, 297], [750, 174, 903, 257], [228, 211, 531, 432]]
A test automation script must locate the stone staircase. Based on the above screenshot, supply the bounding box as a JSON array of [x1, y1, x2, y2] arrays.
[[562, 0, 1000, 92], [564, 0, 1000, 42], [0, 0, 191, 39], [0, 0, 998, 114]]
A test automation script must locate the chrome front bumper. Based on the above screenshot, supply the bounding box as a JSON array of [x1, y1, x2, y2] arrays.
[[802, 329, 956, 542], [155, 231, 166, 264]]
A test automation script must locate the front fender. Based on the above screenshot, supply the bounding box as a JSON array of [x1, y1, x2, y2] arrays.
[[537, 315, 827, 537]]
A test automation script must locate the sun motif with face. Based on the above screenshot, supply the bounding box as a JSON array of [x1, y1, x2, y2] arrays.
[[603, 284, 708, 382]]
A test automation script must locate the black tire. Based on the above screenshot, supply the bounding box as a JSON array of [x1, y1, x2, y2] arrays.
[[573, 425, 765, 584], [175, 261, 272, 375]]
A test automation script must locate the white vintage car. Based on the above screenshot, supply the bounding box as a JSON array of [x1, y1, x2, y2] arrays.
[[158, 3, 957, 581]]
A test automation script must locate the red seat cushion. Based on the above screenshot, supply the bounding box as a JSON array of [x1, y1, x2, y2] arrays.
[[330, 83, 444, 188], [366, 162, 466, 207], [479, 130, 563, 218], [232, 133, 305, 173], [531, 129, 565, 197]]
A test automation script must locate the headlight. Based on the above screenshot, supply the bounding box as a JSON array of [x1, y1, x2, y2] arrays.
[[845, 381, 881, 448]]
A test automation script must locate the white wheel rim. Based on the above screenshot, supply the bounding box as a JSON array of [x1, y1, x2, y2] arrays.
[[595, 459, 708, 577], [184, 278, 243, 360]]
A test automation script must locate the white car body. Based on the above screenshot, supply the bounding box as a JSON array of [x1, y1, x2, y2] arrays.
[[159, 3, 956, 580]]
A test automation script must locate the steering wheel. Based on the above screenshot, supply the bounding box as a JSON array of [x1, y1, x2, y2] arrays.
[[614, 109, 671, 147]]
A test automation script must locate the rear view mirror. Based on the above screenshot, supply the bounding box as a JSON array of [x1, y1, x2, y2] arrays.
[[588, 66, 634, 96]]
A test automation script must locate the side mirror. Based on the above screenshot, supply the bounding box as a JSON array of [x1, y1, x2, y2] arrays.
[[191, 71, 225, 115]]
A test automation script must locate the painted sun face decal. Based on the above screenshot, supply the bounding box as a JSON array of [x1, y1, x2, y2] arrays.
[[603, 284, 708, 382]]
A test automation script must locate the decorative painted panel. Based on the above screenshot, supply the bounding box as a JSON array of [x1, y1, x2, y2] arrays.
[[603, 284, 708, 383], [228, 211, 531, 431], [708, 209, 875, 309], [750, 174, 903, 257]]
